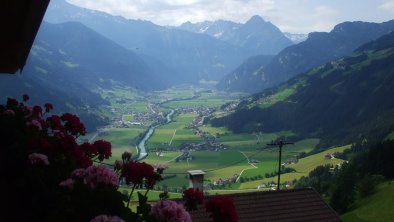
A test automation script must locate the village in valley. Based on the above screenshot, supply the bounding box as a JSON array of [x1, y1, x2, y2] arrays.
[[88, 86, 348, 193]]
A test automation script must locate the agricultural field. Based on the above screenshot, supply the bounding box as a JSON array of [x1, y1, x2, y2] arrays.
[[147, 113, 202, 149], [238, 144, 350, 189], [237, 139, 320, 181], [154, 87, 196, 101], [95, 127, 147, 162], [96, 85, 150, 113], [143, 150, 254, 190], [199, 125, 297, 151], [87, 85, 353, 193], [122, 114, 134, 121], [161, 89, 239, 109]]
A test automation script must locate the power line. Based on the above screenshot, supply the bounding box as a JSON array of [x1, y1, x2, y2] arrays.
[[267, 139, 294, 190]]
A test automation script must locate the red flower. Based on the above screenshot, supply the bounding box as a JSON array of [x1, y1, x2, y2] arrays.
[[27, 138, 55, 153], [47, 115, 62, 131], [32, 105, 43, 117], [44, 103, 54, 112], [114, 160, 123, 171], [93, 140, 112, 161], [57, 134, 78, 151], [121, 161, 154, 187], [23, 94, 30, 102], [61, 113, 86, 136], [74, 149, 93, 168], [79, 142, 97, 157], [206, 196, 239, 222], [183, 188, 204, 211], [6, 98, 19, 108]]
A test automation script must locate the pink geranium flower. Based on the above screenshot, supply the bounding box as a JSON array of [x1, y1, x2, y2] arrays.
[[31, 119, 42, 130], [28, 153, 49, 166], [59, 178, 74, 189], [84, 165, 119, 189], [151, 200, 192, 222], [4, 109, 15, 116], [90, 215, 125, 222], [71, 168, 86, 179]]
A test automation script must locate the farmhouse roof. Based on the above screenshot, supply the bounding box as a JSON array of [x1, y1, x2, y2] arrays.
[[186, 188, 341, 222], [0, 1, 50, 74]]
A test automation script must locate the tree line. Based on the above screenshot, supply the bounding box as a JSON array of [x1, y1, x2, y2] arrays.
[[294, 138, 394, 213]]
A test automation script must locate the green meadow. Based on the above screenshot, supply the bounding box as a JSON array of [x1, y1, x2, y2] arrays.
[[95, 127, 146, 162], [122, 114, 134, 121], [341, 182, 394, 222], [143, 150, 253, 190], [386, 131, 394, 140], [200, 124, 297, 151], [239, 145, 350, 189], [161, 90, 238, 109], [147, 113, 202, 149]]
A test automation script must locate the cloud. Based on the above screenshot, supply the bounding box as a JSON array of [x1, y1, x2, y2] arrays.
[[379, 1, 394, 12], [68, 0, 275, 25], [66, 0, 392, 34]]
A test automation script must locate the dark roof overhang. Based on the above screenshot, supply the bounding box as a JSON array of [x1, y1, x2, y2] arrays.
[[0, 0, 50, 74]]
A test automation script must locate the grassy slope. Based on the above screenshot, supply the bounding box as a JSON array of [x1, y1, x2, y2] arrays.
[[239, 145, 350, 189], [386, 131, 394, 140], [240, 139, 320, 178], [341, 182, 394, 222]]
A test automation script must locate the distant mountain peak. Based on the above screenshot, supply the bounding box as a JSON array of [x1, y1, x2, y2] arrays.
[[246, 15, 267, 24]]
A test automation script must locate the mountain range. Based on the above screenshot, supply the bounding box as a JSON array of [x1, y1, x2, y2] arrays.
[[178, 15, 293, 55], [44, 0, 292, 83], [2, 0, 394, 134], [211, 31, 394, 148], [218, 20, 394, 93]]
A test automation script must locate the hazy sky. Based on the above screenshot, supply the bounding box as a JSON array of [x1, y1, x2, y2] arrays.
[[67, 0, 394, 33]]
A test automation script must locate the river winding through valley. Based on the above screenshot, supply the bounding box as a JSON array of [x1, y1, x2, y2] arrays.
[[135, 109, 174, 160]]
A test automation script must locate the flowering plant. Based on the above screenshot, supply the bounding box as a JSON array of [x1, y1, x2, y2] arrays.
[[206, 196, 239, 222], [0, 95, 161, 222], [1, 95, 239, 222], [151, 200, 192, 222], [183, 188, 204, 211]]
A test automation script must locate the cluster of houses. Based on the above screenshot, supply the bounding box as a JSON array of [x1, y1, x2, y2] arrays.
[[257, 181, 293, 190], [175, 150, 192, 162], [324, 152, 340, 160], [211, 174, 239, 186], [105, 103, 166, 128]]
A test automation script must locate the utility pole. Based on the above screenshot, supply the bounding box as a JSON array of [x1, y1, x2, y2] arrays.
[[267, 139, 294, 190]]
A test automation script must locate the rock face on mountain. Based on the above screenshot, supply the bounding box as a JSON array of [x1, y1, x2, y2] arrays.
[[218, 20, 394, 93], [211, 31, 394, 145], [179, 15, 293, 55]]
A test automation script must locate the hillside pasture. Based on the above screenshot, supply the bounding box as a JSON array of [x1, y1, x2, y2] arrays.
[[216, 130, 298, 151], [239, 145, 350, 189], [341, 182, 394, 222]]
